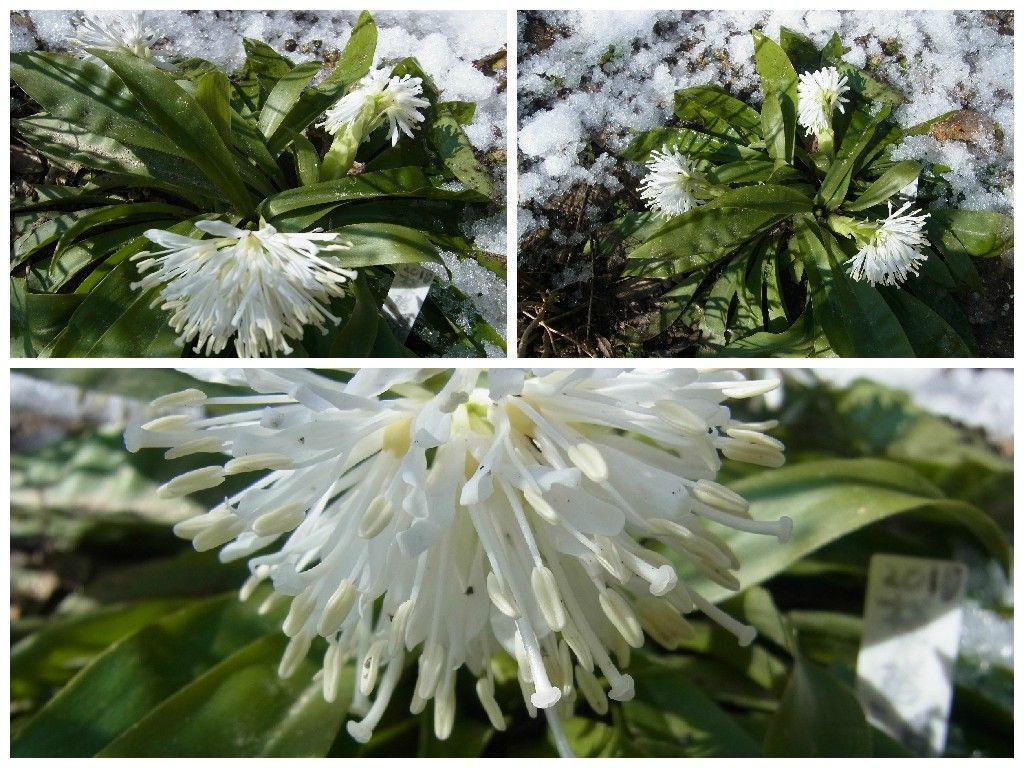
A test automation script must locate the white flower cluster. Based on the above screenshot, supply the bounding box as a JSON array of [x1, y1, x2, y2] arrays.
[[845, 202, 931, 286], [324, 68, 430, 146], [796, 66, 850, 138], [132, 222, 355, 358], [69, 11, 162, 62], [639, 149, 709, 219], [126, 368, 791, 755]]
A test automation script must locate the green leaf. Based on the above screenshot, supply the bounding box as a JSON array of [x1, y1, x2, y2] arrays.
[[334, 223, 444, 269], [817, 106, 891, 209], [17, 116, 222, 205], [794, 217, 914, 357], [241, 38, 295, 91], [90, 49, 258, 216], [429, 114, 494, 198], [844, 160, 922, 212], [266, 11, 377, 154], [926, 209, 1013, 260], [11, 599, 190, 708], [671, 457, 1010, 605], [435, 100, 477, 125], [720, 309, 830, 358], [626, 185, 812, 274], [10, 278, 85, 357], [52, 202, 189, 258], [257, 60, 322, 139], [778, 27, 821, 73], [880, 286, 975, 356], [705, 160, 801, 186], [763, 658, 872, 757], [624, 661, 761, 757], [291, 133, 321, 186], [329, 275, 382, 356], [623, 127, 764, 163], [261, 167, 483, 227], [40, 260, 179, 358], [759, 92, 787, 164], [11, 596, 279, 757], [752, 30, 797, 164], [675, 85, 762, 141], [99, 634, 346, 757], [10, 52, 180, 156], [195, 69, 233, 149], [47, 223, 169, 292], [12, 209, 103, 269]]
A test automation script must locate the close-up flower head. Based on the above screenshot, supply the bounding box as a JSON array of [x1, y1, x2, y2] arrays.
[[124, 368, 791, 753]]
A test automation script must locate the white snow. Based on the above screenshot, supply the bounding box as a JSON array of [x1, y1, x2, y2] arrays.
[[518, 10, 1013, 252]]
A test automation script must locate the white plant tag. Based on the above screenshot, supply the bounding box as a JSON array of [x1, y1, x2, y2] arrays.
[[856, 554, 967, 756], [382, 264, 434, 341]]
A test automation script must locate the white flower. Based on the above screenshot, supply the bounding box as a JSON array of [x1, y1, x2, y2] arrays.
[[69, 12, 162, 62], [846, 202, 931, 286], [639, 149, 709, 218], [797, 66, 850, 137], [324, 68, 430, 146], [132, 221, 356, 358], [125, 368, 791, 755]]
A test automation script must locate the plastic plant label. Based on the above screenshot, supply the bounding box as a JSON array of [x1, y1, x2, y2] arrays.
[[382, 264, 434, 341], [856, 554, 967, 756]]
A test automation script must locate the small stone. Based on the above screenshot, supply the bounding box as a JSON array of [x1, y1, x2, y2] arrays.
[[929, 109, 999, 148]]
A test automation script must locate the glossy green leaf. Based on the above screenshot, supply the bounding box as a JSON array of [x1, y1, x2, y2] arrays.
[[329, 275, 381, 357], [817, 106, 891, 209], [47, 222, 169, 292], [926, 209, 1013, 260], [624, 660, 761, 757], [763, 658, 872, 757], [334, 223, 444, 269], [11, 596, 280, 757], [759, 92, 787, 164], [623, 127, 764, 163], [17, 117, 222, 205], [99, 634, 346, 757], [429, 114, 494, 198], [40, 260, 179, 358], [880, 286, 975, 356], [778, 27, 821, 73], [241, 38, 295, 91], [195, 69, 233, 149], [257, 60, 322, 139], [262, 167, 482, 227], [11, 599, 190, 707], [844, 160, 922, 212], [752, 30, 797, 164], [675, 85, 762, 141], [672, 457, 1010, 605], [627, 185, 812, 271], [10, 278, 85, 357], [10, 52, 180, 156], [90, 49, 258, 216], [52, 202, 189, 258], [291, 133, 321, 186], [12, 209, 103, 268]]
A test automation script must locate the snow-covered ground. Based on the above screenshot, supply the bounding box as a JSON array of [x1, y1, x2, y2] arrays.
[[11, 9, 508, 342], [518, 10, 1014, 251]]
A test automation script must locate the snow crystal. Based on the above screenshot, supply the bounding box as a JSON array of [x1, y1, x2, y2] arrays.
[[519, 10, 1014, 257]]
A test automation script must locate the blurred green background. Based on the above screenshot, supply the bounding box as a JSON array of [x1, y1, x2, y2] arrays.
[[9, 368, 1013, 757]]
